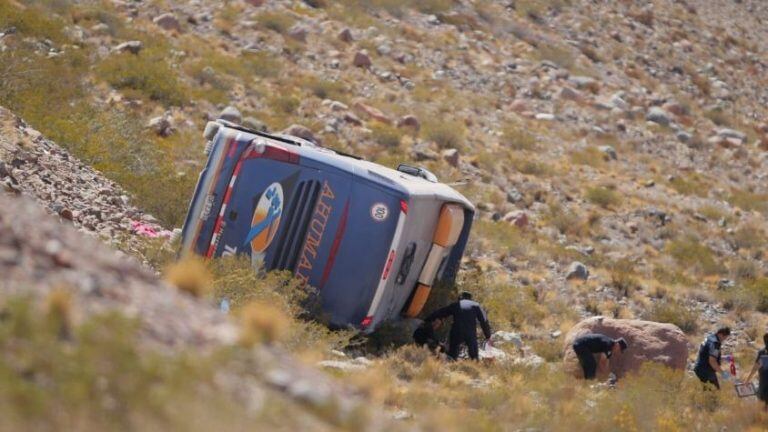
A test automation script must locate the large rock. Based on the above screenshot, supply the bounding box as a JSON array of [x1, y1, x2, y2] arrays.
[[153, 13, 181, 32], [218, 106, 242, 124], [562, 317, 688, 379]]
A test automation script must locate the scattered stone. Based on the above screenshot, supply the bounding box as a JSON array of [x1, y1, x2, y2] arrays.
[[492, 331, 523, 349], [287, 24, 308, 42], [557, 86, 581, 101], [503, 210, 529, 228], [218, 106, 242, 124], [353, 50, 372, 68], [510, 99, 530, 113], [147, 116, 172, 137], [153, 13, 181, 32], [506, 187, 523, 203], [535, 113, 556, 121], [566, 261, 589, 281], [338, 28, 353, 43], [397, 115, 420, 131], [598, 145, 617, 161], [59, 208, 74, 221], [717, 279, 735, 290], [568, 76, 598, 92], [551, 330, 562, 339], [353, 102, 392, 124], [317, 360, 366, 372], [442, 148, 459, 167], [676, 131, 692, 143], [282, 124, 317, 143], [243, 117, 267, 132], [646, 107, 671, 126], [113, 40, 143, 54], [716, 128, 746, 143], [563, 317, 688, 379]]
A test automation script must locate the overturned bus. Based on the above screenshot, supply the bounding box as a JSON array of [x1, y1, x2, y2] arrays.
[[180, 119, 474, 332]]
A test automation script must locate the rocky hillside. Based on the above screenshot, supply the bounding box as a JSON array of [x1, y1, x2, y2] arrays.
[[2, 0, 768, 430]]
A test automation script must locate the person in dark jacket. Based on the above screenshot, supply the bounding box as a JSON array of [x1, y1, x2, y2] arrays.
[[413, 318, 445, 353], [572, 333, 628, 380], [693, 326, 731, 390], [744, 332, 768, 409], [425, 292, 491, 360]]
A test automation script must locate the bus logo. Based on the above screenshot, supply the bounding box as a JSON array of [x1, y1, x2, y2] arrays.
[[244, 182, 283, 253], [371, 203, 389, 222]]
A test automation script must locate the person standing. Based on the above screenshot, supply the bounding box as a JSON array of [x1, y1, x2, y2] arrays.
[[571, 333, 628, 380], [693, 326, 731, 389], [425, 291, 491, 360], [744, 332, 768, 409]]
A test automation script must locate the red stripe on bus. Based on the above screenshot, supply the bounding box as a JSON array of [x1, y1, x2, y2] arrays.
[[318, 200, 350, 290]]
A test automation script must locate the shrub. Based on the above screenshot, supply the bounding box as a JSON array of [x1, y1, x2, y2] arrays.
[[728, 189, 768, 215], [502, 123, 537, 151], [256, 11, 295, 33], [585, 186, 621, 208], [370, 122, 403, 148], [421, 119, 466, 150], [570, 146, 606, 168], [0, 1, 67, 43], [164, 257, 213, 297], [97, 47, 189, 106], [268, 94, 301, 114], [645, 299, 698, 333], [510, 156, 551, 176], [530, 338, 563, 363], [238, 301, 290, 346], [667, 237, 722, 276], [609, 259, 640, 297]]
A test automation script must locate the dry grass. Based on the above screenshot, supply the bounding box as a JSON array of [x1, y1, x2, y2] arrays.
[[585, 186, 621, 208], [164, 257, 213, 297]]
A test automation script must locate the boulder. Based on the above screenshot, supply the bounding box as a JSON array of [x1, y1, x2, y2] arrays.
[[563, 317, 688, 379]]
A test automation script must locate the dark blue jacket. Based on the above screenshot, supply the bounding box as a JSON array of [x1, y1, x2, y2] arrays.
[[694, 334, 721, 375], [426, 299, 491, 340]]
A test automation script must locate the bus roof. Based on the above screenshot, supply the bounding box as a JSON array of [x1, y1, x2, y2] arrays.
[[224, 124, 475, 210]]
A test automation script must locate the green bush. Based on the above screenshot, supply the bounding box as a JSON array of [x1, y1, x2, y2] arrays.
[[421, 119, 466, 150], [502, 123, 537, 151], [728, 189, 768, 215], [0, 1, 68, 43], [370, 122, 403, 148], [645, 299, 698, 333], [667, 237, 722, 276], [256, 11, 295, 33], [585, 186, 621, 208], [97, 47, 189, 106]]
